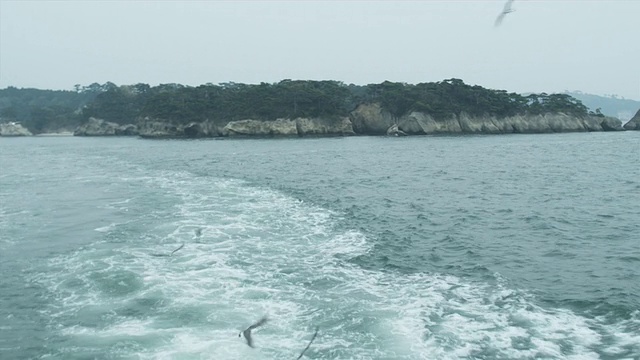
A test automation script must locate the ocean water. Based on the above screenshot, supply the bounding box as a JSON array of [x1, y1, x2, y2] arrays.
[[0, 132, 638, 360]]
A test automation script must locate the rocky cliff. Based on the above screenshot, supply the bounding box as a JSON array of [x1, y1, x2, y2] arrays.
[[349, 103, 396, 134], [623, 109, 640, 130], [0, 122, 33, 136], [351, 103, 624, 135], [599, 116, 625, 131], [137, 118, 225, 138], [222, 118, 298, 137], [136, 116, 355, 138], [74, 117, 139, 136], [222, 117, 355, 137], [80, 104, 628, 139]]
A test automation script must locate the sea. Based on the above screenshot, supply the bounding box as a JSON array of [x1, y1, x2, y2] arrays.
[[0, 132, 638, 360]]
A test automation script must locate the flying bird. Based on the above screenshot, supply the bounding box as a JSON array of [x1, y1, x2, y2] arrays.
[[170, 243, 184, 256], [239, 316, 268, 348], [296, 327, 319, 360], [494, 0, 515, 27], [150, 243, 185, 257]]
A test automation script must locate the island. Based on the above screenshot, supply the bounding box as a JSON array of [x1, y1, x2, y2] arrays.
[[1, 79, 635, 138]]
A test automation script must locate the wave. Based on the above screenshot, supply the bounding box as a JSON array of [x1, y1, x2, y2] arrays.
[[31, 170, 640, 359]]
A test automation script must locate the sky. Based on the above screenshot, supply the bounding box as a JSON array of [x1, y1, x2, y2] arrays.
[[1, 0, 639, 100]]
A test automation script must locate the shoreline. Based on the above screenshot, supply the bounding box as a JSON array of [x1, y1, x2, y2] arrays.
[[3, 130, 637, 140], [35, 132, 74, 137]]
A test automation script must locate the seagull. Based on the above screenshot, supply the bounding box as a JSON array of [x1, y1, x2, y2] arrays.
[[494, 0, 515, 27], [239, 316, 268, 348], [150, 243, 185, 257], [170, 243, 184, 256], [296, 327, 319, 360]]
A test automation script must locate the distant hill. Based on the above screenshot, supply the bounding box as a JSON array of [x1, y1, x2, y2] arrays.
[[564, 91, 640, 123]]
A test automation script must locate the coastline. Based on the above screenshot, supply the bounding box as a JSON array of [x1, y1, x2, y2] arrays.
[[35, 132, 74, 137], [70, 108, 630, 139]]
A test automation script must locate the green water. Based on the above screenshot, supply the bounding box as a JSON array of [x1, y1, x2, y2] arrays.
[[0, 132, 638, 359]]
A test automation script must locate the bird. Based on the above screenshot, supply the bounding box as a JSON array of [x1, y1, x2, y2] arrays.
[[494, 0, 515, 27], [150, 243, 185, 257], [239, 316, 268, 348], [296, 327, 319, 360], [170, 243, 184, 256]]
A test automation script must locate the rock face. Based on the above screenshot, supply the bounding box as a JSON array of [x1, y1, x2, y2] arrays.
[[599, 116, 625, 131], [0, 122, 32, 136], [74, 103, 631, 139], [222, 118, 298, 137], [349, 104, 625, 135], [183, 122, 204, 138], [137, 118, 225, 138], [115, 124, 139, 136], [296, 117, 355, 136], [397, 112, 462, 134], [402, 112, 605, 134], [137, 119, 184, 138], [349, 103, 396, 135], [623, 109, 640, 130], [138, 116, 355, 138], [74, 117, 138, 136], [386, 124, 407, 136], [221, 117, 355, 137]]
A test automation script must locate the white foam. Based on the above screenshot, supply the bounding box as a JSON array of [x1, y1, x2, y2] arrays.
[[31, 168, 640, 359], [94, 223, 118, 233]]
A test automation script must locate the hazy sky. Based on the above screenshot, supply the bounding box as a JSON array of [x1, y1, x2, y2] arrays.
[[1, 1, 639, 99]]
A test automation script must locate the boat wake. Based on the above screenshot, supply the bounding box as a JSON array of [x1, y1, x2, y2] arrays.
[[30, 170, 640, 359]]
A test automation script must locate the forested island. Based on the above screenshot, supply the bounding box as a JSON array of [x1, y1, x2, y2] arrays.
[[1, 79, 637, 137]]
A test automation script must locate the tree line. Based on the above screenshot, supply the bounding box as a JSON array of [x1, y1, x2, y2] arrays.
[[0, 79, 593, 133], [0, 83, 108, 133]]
